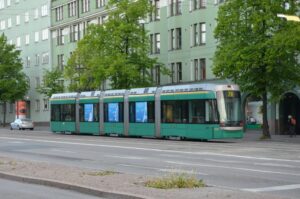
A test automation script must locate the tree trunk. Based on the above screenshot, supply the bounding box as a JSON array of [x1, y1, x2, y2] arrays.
[[2, 102, 6, 127], [262, 91, 271, 138]]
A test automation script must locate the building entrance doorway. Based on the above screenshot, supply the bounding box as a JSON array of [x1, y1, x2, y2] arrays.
[[279, 93, 300, 135]]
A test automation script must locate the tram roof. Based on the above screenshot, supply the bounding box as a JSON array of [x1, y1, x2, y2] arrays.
[[50, 83, 239, 99]]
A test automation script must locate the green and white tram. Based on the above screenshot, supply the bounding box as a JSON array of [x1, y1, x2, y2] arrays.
[[50, 83, 243, 140]]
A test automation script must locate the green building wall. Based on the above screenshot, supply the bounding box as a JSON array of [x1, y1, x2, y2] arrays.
[[0, 0, 51, 124]]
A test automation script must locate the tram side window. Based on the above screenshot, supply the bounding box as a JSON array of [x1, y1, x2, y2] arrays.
[[129, 101, 155, 123], [51, 104, 61, 121], [79, 104, 99, 122], [104, 102, 124, 122], [161, 101, 189, 123], [161, 100, 219, 124], [61, 104, 75, 122]]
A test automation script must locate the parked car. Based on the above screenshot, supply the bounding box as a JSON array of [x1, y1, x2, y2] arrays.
[[10, 118, 34, 130]]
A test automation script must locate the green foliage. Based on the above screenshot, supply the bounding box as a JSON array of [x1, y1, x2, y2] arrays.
[[0, 34, 29, 125], [36, 68, 64, 98], [65, 0, 166, 90], [145, 173, 206, 189], [213, 0, 300, 137]]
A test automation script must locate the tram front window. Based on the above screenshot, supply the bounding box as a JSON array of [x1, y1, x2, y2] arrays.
[[217, 91, 242, 128]]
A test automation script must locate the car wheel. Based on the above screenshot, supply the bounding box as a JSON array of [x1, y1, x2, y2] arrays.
[[10, 126, 13, 130], [30, 128, 34, 131]]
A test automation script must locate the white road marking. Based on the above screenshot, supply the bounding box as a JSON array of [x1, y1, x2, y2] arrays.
[[105, 155, 145, 160], [51, 149, 75, 154], [0, 136, 300, 164], [119, 164, 158, 170], [159, 168, 208, 176], [253, 162, 298, 168], [119, 164, 208, 175], [242, 184, 300, 192], [165, 161, 300, 176], [8, 141, 23, 144]]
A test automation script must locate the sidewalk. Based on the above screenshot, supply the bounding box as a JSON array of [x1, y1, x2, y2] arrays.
[[242, 129, 300, 144]]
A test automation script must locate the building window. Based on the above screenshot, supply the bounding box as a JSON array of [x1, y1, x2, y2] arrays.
[[193, 58, 206, 80], [0, 20, 5, 30], [194, 59, 199, 81], [200, 22, 206, 45], [26, 56, 31, 67], [57, 28, 64, 45], [154, 33, 160, 53], [41, 5, 48, 17], [16, 15, 20, 25], [192, 0, 206, 10], [42, 52, 49, 64], [200, 58, 206, 80], [43, 99, 49, 110], [171, 62, 182, 83], [24, 12, 29, 23], [151, 65, 160, 85], [42, 29, 48, 40], [16, 37, 21, 47], [56, 6, 63, 21], [169, 0, 181, 16], [35, 54, 40, 66], [70, 24, 79, 42], [191, 23, 206, 46], [35, 31, 39, 42], [7, 0, 10, 7], [35, 100, 40, 112], [150, 0, 160, 21], [57, 54, 64, 71], [34, 8, 39, 19], [150, 34, 153, 54], [35, 77, 40, 88], [0, 0, 4, 9], [82, 0, 90, 13], [170, 28, 181, 50], [68, 1, 77, 17], [25, 34, 30, 45], [96, 0, 106, 8], [7, 18, 11, 28]]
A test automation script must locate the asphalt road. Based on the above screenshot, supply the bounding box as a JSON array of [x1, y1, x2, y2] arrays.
[[0, 128, 300, 199], [0, 178, 105, 199]]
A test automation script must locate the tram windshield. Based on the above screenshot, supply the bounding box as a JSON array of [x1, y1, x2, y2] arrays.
[[217, 91, 242, 127]]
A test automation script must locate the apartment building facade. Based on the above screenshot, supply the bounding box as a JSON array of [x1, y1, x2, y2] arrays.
[[0, 0, 51, 123], [50, 0, 109, 89]]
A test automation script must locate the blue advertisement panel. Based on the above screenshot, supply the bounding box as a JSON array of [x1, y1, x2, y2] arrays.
[[84, 104, 94, 122], [108, 103, 119, 122], [136, 102, 147, 122]]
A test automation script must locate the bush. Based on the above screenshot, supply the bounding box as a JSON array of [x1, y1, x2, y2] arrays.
[[145, 173, 205, 189]]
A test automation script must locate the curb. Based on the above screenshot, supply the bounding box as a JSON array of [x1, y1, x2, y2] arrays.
[[0, 171, 146, 199]]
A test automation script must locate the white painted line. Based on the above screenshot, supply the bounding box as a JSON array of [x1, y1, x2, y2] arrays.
[[242, 184, 300, 192], [8, 141, 23, 144], [51, 149, 75, 154], [159, 168, 208, 176], [119, 164, 158, 170], [201, 152, 300, 163], [253, 163, 298, 168], [0, 136, 300, 164], [105, 155, 145, 160], [165, 161, 300, 177], [202, 158, 243, 164]]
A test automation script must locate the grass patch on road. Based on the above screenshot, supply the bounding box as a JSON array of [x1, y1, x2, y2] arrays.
[[145, 173, 206, 189], [83, 170, 118, 177]]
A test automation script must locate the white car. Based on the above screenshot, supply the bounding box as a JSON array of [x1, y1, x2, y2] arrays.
[[10, 118, 34, 130]]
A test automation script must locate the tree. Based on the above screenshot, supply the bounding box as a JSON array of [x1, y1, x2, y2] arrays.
[[213, 0, 300, 138], [36, 68, 64, 98], [0, 34, 29, 126], [65, 0, 166, 90]]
